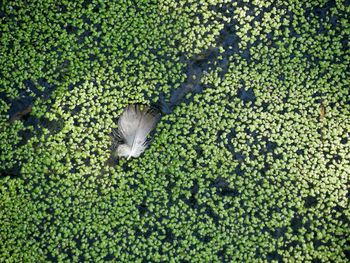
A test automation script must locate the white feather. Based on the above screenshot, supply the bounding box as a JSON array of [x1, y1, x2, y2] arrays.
[[114, 104, 160, 159]]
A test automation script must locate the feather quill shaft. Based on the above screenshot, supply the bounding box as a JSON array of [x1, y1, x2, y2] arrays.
[[114, 104, 160, 159]]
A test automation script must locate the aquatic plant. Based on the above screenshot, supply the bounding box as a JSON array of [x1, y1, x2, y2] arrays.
[[0, 0, 349, 262]]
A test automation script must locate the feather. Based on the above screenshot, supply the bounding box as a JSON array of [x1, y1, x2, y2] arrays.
[[114, 104, 160, 160]]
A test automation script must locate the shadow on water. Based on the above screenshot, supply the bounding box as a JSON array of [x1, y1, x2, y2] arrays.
[[0, 78, 64, 176], [156, 8, 247, 114]]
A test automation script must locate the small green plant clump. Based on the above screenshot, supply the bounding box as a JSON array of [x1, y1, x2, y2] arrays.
[[0, 0, 349, 262]]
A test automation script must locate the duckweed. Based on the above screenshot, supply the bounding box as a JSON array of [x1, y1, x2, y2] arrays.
[[1, 0, 349, 262]]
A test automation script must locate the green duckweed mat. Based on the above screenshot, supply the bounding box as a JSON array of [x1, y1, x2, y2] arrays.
[[0, 0, 349, 262]]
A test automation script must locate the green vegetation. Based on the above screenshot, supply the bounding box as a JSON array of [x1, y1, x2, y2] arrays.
[[1, 0, 349, 261]]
